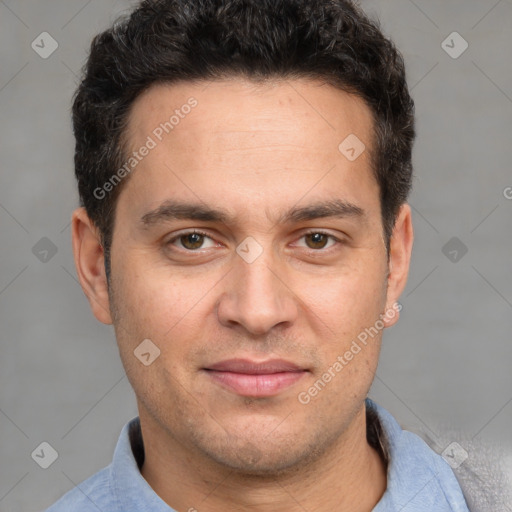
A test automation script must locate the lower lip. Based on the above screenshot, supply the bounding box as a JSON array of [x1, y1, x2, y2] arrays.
[[204, 370, 306, 397]]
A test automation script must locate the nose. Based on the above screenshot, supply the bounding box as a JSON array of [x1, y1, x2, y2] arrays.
[[216, 245, 299, 337]]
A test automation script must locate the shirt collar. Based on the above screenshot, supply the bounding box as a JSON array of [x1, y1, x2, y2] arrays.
[[367, 399, 469, 511], [110, 417, 173, 510]]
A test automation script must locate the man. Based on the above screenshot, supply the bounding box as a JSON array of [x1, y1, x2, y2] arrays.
[[47, 0, 472, 510]]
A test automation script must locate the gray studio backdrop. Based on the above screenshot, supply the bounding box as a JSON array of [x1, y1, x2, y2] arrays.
[[1, 1, 511, 510]]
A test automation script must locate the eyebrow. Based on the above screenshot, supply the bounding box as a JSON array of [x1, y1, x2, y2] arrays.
[[140, 198, 365, 227]]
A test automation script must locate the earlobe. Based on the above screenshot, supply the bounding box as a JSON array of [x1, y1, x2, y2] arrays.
[[71, 207, 113, 325], [383, 203, 414, 328]]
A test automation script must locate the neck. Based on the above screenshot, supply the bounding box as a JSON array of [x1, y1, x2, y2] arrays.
[[139, 404, 387, 512]]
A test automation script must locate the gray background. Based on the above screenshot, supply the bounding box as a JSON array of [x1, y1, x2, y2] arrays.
[[0, 0, 511, 510]]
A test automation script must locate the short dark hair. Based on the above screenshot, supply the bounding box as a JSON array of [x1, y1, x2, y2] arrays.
[[72, 0, 415, 280]]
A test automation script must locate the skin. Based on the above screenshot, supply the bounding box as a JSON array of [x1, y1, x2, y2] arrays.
[[72, 78, 413, 511]]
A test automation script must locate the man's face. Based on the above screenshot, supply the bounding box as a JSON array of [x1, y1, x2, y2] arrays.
[[88, 79, 409, 474]]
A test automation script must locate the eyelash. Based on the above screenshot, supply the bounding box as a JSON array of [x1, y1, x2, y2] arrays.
[[166, 229, 342, 253]]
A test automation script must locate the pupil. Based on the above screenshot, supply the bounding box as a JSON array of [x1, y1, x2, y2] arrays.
[[183, 233, 203, 249], [308, 233, 327, 249]]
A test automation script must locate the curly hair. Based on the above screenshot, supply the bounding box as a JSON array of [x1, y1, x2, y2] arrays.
[[72, 0, 415, 280]]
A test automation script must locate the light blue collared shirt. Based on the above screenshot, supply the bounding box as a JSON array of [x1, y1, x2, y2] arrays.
[[46, 399, 470, 511]]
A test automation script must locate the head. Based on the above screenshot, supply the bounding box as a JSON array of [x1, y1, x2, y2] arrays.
[[72, 0, 414, 475]]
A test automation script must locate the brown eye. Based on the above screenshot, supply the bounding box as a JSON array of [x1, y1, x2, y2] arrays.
[[304, 233, 330, 249], [166, 230, 218, 254], [179, 232, 206, 250]]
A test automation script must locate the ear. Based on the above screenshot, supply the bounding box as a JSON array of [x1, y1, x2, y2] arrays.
[[383, 203, 413, 328], [71, 207, 113, 325]]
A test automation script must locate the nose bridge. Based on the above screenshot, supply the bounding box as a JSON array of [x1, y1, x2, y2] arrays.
[[239, 246, 280, 300], [217, 236, 297, 335]]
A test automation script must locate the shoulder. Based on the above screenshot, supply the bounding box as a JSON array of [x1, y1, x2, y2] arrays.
[[412, 425, 512, 512], [44, 417, 144, 512], [45, 466, 118, 512], [368, 398, 512, 511], [398, 428, 471, 507], [367, 399, 470, 511]]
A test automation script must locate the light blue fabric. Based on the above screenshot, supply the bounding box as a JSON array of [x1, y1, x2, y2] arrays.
[[367, 399, 470, 511], [46, 399, 470, 511]]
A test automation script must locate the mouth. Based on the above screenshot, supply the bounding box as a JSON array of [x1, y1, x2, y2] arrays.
[[203, 358, 308, 397]]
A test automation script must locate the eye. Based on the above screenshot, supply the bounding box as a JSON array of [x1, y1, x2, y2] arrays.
[[167, 230, 217, 251], [296, 231, 339, 250], [166, 229, 341, 253]]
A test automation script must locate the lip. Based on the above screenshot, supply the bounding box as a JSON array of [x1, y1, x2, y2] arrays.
[[203, 358, 308, 397]]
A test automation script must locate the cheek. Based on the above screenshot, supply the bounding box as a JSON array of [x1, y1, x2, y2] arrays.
[[110, 271, 198, 408], [113, 259, 198, 330], [111, 265, 210, 375], [302, 260, 388, 333]]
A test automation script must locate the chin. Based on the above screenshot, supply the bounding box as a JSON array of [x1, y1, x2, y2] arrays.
[[209, 449, 305, 477], [197, 431, 328, 478]]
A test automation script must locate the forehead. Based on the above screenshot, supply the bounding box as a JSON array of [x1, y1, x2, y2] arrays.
[[126, 78, 374, 153], [119, 78, 379, 224]]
